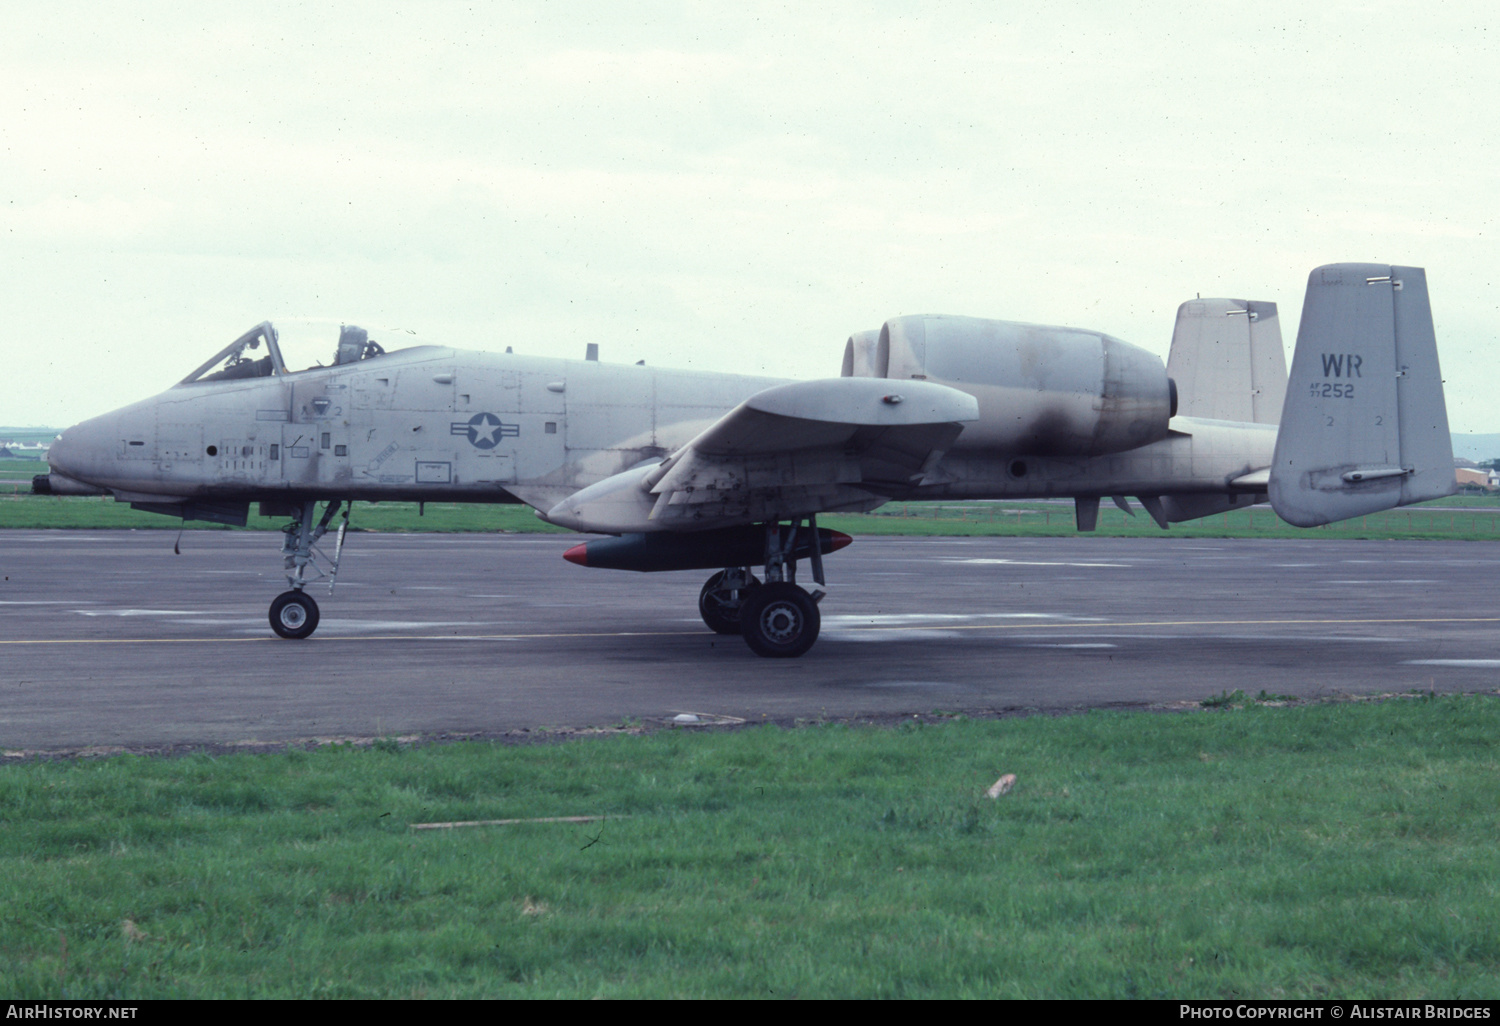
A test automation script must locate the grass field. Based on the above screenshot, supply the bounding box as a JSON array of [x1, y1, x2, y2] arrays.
[[0, 457, 44, 490], [5, 454, 1500, 540], [3, 695, 1499, 998], [832, 496, 1500, 540], [0, 492, 572, 534]]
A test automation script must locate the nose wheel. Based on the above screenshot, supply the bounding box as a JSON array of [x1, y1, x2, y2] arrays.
[[269, 590, 320, 639]]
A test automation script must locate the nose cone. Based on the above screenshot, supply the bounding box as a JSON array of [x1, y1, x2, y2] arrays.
[[46, 416, 108, 483], [44, 408, 126, 492], [45, 426, 83, 479], [34, 422, 112, 495]]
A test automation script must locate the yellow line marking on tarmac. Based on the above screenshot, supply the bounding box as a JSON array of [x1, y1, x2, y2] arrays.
[[3, 616, 1499, 646], [0, 630, 700, 645]]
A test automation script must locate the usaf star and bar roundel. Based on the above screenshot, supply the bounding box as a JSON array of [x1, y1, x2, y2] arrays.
[[451, 412, 520, 449]]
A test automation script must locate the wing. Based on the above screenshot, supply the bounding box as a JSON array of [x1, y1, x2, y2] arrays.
[[545, 377, 978, 533]]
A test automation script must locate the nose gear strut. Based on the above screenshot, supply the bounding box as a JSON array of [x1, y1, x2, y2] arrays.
[[268, 500, 351, 639]]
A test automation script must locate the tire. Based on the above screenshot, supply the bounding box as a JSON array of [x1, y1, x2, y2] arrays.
[[269, 590, 320, 640], [698, 570, 761, 635], [740, 582, 820, 658]]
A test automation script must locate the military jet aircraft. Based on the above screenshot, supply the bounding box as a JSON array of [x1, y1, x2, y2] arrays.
[[37, 262, 1453, 657]]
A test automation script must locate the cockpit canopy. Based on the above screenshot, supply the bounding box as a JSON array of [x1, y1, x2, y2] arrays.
[[180, 320, 413, 385]]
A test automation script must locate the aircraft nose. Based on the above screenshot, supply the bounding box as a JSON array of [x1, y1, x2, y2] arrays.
[[45, 426, 81, 478], [46, 415, 110, 483]]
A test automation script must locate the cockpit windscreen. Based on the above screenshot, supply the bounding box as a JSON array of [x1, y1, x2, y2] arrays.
[[180, 320, 412, 385]]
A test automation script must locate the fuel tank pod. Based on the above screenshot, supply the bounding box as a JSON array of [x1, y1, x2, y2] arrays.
[[564, 525, 852, 573]]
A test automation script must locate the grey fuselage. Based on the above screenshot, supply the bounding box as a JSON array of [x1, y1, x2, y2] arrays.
[[47, 343, 1277, 523]]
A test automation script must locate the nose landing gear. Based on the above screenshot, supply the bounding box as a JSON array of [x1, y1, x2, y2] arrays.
[[267, 500, 349, 640]]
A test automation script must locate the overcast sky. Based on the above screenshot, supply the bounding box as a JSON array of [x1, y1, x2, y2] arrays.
[[3, 1, 1496, 433]]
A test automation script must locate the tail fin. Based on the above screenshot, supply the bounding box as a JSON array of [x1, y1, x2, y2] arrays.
[[1167, 299, 1287, 423], [1269, 263, 1454, 527]]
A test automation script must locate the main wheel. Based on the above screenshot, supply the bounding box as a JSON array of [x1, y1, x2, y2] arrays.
[[269, 590, 320, 640], [698, 570, 761, 635], [740, 582, 820, 658]]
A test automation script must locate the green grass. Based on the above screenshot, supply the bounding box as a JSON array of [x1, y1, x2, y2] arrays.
[[820, 497, 1500, 540], [0, 493, 571, 534], [0, 457, 45, 485], [6, 458, 1499, 538], [4, 696, 1500, 998]]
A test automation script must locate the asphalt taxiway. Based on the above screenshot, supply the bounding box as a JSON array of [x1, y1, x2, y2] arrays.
[[1, 529, 1497, 751]]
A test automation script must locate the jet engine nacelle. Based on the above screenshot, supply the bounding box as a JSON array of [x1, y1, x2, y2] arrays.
[[843, 315, 1175, 456]]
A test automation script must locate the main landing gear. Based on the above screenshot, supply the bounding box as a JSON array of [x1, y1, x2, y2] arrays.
[[697, 517, 828, 658], [268, 500, 350, 640], [698, 569, 761, 635]]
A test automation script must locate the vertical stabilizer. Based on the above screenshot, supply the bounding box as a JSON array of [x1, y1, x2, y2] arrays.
[[1166, 299, 1286, 423], [1269, 264, 1454, 527]]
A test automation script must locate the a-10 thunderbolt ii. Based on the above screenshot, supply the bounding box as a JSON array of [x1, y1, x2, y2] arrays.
[[37, 262, 1454, 657]]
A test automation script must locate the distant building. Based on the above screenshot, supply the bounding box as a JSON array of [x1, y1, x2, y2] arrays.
[[1454, 467, 1497, 489]]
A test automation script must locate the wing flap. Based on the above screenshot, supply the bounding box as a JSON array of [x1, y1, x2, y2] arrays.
[[660, 377, 978, 459], [649, 378, 975, 502]]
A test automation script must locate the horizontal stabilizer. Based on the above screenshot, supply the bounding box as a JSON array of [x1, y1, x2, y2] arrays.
[[1269, 264, 1454, 527], [1159, 492, 1268, 524]]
